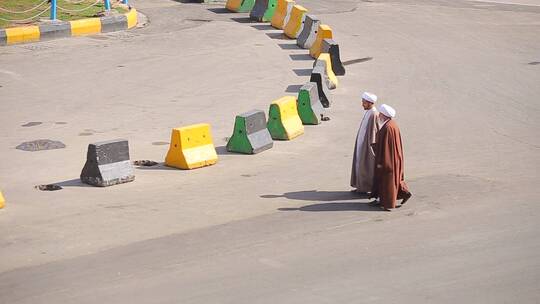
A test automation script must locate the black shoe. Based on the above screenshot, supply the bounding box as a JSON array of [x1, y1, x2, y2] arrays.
[[401, 193, 412, 205], [368, 200, 381, 207]]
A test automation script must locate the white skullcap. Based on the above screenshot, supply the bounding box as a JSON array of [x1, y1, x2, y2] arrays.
[[378, 104, 396, 118], [362, 92, 377, 103]]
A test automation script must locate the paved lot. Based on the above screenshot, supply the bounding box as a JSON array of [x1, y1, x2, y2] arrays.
[[0, 0, 539, 303]]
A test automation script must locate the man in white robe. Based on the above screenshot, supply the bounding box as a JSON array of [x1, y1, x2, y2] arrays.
[[350, 92, 380, 194]]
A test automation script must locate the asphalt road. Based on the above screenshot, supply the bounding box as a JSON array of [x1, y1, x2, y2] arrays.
[[0, 0, 539, 303]]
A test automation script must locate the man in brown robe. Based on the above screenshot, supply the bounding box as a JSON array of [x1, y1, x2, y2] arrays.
[[371, 104, 412, 211], [351, 92, 379, 194]]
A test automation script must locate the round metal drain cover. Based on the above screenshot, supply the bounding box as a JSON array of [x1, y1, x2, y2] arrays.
[[16, 139, 66, 152]]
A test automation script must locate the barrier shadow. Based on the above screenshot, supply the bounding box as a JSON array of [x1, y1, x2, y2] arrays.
[[285, 84, 303, 93], [134, 162, 178, 171], [278, 43, 301, 50], [216, 145, 234, 155], [266, 32, 289, 40], [251, 24, 276, 31], [289, 54, 313, 61], [261, 190, 368, 202], [293, 68, 312, 76], [342, 57, 373, 66], [53, 178, 93, 188], [231, 17, 258, 24], [207, 7, 233, 14], [278, 202, 378, 212]]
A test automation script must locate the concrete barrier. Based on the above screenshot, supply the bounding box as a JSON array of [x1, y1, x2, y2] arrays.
[[0, 190, 5, 209], [267, 96, 304, 140], [309, 24, 333, 59], [310, 65, 332, 108], [297, 82, 324, 125], [314, 53, 338, 89], [282, 0, 294, 28], [80, 139, 135, 187], [313, 60, 332, 89], [296, 14, 319, 49], [226, 0, 256, 13], [165, 123, 218, 170], [226, 0, 242, 11], [1, 9, 138, 46], [271, 0, 294, 30], [283, 5, 307, 39], [322, 38, 345, 76], [250, 0, 277, 22], [227, 110, 273, 154]]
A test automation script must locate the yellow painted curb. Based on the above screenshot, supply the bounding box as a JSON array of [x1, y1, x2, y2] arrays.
[[126, 8, 138, 29], [70, 18, 102, 36], [5, 26, 40, 45], [0, 191, 5, 209]]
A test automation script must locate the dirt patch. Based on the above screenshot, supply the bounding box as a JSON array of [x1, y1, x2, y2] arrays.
[[133, 160, 159, 167], [35, 184, 63, 191]]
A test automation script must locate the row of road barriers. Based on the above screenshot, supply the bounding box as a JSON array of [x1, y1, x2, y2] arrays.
[[76, 84, 328, 188], [76, 0, 350, 185], [0, 0, 349, 205]]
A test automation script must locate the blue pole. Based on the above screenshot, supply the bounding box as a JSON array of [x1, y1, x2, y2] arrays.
[[104, 0, 111, 11], [50, 0, 57, 20]]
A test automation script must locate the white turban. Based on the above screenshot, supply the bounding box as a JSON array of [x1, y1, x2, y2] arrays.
[[362, 92, 377, 103], [378, 104, 396, 118]]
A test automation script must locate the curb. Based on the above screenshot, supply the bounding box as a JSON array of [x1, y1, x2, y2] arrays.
[[0, 8, 138, 46]]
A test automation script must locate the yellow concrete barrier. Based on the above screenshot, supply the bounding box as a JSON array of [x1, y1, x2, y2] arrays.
[[226, 0, 242, 11], [165, 123, 218, 170], [283, 5, 307, 39], [126, 9, 138, 29], [309, 24, 333, 59], [0, 190, 5, 209], [271, 0, 294, 30], [267, 96, 304, 140], [70, 18, 102, 36], [316, 53, 338, 89], [5, 26, 40, 45]]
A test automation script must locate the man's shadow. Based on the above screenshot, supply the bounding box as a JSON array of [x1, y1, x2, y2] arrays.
[[261, 190, 379, 212]]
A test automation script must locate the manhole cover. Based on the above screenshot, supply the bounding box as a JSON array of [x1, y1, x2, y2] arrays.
[[133, 160, 158, 166], [35, 184, 63, 191], [16, 139, 66, 152]]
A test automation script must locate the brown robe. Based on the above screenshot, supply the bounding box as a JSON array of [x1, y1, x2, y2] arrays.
[[371, 119, 411, 209], [350, 108, 379, 192]]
